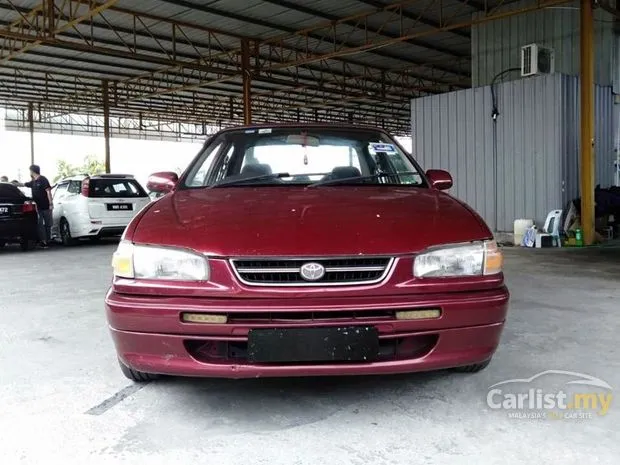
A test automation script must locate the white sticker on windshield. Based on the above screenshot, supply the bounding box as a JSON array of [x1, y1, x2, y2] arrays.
[[370, 143, 396, 153], [258, 128, 272, 134]]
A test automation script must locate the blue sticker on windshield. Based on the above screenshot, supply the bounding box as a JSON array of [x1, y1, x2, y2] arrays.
[[370, 143, 396, 152]]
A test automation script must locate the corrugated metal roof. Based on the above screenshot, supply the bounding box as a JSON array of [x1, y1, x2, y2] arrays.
[[0, 0, 521, 136]]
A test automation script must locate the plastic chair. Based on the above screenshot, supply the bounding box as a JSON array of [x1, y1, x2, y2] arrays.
[[537, 209, 562, 247]]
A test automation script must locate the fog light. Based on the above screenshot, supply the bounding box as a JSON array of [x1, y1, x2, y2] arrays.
[[395, 309, 441, 320], [181, 313, 227, 324]]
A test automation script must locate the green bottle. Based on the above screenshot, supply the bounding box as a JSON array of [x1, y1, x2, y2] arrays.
[[575, 228, 583, 247]]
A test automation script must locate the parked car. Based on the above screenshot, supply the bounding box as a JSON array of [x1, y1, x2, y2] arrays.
[[51, 174, 150, 245], [106, 124, 509, 382], [0, 182, 38, 251]]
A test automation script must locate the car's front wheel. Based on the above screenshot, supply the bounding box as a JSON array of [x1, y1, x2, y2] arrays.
[[453, 359, 491, 373], [118, 360, 160, 382]]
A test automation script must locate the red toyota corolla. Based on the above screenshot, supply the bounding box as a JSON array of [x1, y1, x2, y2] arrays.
[[106, 124, 509, 381]]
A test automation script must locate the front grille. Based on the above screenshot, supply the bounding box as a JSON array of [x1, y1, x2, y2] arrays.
[[230, 257, 394, 286]]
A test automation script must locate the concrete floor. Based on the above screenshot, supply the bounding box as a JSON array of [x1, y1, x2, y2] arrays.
[[0, 241, 619, 465]]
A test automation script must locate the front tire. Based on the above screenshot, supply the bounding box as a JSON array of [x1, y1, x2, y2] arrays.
[[453, 359, 492, 373], [119, 360, 160, 382], [60, 218, 77, 246]]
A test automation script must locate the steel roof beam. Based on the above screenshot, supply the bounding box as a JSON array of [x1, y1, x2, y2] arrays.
[[0, 69, 413, 116], [0, 10, 465, 104], [1, 56, 439, 115], [0, 18, 464, 99], [0, 0, 119, 64], [2, 93, 410, 134], [0, 65, 411, 108], [156, 0, 469, 78], [0, 0, 465, 129], [259, 0, 469, 58], [0, 2, 466, 85], [453, 0, 489, 12], [256, 0, 569, 69], [354, 0, 470, 38], [0, 68, 412, 121]]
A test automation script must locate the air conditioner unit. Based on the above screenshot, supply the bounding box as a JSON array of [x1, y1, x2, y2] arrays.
[[521, 44, 555, 77]]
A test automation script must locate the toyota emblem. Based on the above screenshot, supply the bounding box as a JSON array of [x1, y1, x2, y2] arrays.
[[300, 262, 325, 281]]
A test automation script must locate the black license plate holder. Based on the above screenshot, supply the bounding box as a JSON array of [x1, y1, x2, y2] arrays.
[[106, 203, 132, 211], [248, 326, 379, 363]]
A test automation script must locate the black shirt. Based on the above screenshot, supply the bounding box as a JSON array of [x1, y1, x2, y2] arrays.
[[25, 175, 52, 210]]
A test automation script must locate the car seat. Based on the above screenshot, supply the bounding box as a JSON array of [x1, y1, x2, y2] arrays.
[[320, 166, 363, 183], [240, 163, 272, 178], [331, 166, 362, 179]]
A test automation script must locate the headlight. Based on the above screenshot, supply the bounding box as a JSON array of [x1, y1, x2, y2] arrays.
[[112, 241, 209, 281], [414, 241, 503, 278]]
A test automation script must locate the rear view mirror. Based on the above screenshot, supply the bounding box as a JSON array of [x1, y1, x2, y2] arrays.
[[147, 172, 178, 194], [286, 134, 320, 147], [426, 169, 453, 190]]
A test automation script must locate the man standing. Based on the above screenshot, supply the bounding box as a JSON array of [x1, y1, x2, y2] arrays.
[[0, 176, 8, 182], [24, 164, 53, 248]]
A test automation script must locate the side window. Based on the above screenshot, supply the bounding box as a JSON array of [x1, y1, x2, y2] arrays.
[[54, 183, 69, 198], [185, 142, 224, 187], [385, 153, 422, 185], [67, 181, 81, 194], [368, 142, 421, 185]]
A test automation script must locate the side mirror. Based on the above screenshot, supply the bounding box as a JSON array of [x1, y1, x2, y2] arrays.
[[426, 169, 453, 191], [147, 171, 178, 194]]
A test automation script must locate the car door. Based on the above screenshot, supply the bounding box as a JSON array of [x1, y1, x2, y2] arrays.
[[51, 182, 69, 237], [61, 180, 83, 227]]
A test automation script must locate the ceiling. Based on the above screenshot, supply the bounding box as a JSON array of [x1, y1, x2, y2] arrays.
[[0, 0, 562, 136]]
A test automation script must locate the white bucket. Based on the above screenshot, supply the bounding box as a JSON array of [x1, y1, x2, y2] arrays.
[[514, 219, 534, 246]]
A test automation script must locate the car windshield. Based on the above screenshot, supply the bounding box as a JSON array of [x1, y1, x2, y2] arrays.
[[182, 127, 425, 188]]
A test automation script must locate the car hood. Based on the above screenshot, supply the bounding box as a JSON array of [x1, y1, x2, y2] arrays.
[[132, 187, 491, 256]]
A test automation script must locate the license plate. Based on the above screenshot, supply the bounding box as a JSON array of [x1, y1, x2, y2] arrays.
[[248, 326, 379, 363], [0, 206, 9, 216], [106, 203, 132, 211]]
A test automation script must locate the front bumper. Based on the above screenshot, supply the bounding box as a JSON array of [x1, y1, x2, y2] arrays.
[[105, 286, 509, 379]]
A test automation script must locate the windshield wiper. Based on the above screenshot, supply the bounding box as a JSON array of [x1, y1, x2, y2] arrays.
[[207, 172, 291, 189], [307, 171, 420, 188]]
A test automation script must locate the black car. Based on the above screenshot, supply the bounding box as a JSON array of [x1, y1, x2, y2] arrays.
[[0, 182, 38, 251]]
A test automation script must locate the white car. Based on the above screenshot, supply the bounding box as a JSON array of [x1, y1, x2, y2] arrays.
[[51, 174, 150, 245]]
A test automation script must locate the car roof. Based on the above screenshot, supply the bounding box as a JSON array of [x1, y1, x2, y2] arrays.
[[221, 122, 387, 132], [59, 175, 89, 181], [90, 174, 135, 179], [58, 174, 135, 182]]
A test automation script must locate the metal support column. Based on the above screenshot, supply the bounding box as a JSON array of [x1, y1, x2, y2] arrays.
[[580, 0, 595, 245], [102, 80, 111, 173], [241, 39, 252, 125], [28, 102, 34, 165]]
